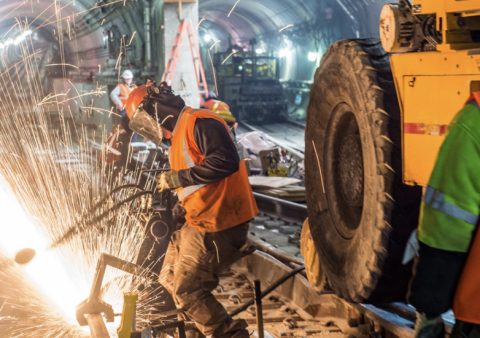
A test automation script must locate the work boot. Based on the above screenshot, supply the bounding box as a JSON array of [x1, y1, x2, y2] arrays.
[[451, 320, 480, 338], [413, 313, 445, 338]]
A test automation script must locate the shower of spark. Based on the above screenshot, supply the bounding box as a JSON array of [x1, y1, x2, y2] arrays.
[[227, 0, 241, 18], [0, 1, 169, 337], [278, 24, 294, 32]]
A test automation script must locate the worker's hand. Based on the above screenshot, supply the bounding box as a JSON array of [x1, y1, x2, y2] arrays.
[[157, 170, 181, 192], [116, 103, 124, 111]]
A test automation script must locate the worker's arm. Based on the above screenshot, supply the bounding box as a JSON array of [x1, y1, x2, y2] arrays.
[[177, 118, 239, 186], [110, 86, 123, 109]]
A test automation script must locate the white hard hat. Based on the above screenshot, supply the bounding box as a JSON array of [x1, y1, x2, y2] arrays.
[[121, 69, 134, 79]]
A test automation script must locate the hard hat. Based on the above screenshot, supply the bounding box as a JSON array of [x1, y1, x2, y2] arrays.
[[121, 69, 134, 80], [125, 85, 148, 120]]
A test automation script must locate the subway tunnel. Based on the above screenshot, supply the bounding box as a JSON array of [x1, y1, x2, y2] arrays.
[[2, 0, 474, 337]]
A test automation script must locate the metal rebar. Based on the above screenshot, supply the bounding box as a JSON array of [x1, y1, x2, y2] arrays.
[[229, 265, 305, 317], [254, 280, 265, 338]]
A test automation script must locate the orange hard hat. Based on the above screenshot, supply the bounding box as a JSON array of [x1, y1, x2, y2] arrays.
[[125, 85, 148, 120]]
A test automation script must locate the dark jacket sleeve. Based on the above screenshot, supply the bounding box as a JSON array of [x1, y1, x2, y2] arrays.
[[177, 118, 239, 186]]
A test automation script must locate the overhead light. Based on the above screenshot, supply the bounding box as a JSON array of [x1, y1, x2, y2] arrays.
[[12, 30, 33, 46], [278, 48, 290, 58], [255, 48, 264, 54], [203, 33, 213, 43], [308, 51, 319, 62]]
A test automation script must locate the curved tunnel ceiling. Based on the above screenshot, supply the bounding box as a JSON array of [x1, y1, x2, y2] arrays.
[[199, 0, 386, 49], [0, 0, 387, 85]]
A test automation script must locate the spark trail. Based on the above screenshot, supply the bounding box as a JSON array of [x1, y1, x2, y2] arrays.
[[0, 1, 169, 336]]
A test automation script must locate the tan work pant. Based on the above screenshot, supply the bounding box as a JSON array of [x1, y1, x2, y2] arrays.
[[159, 223, 249, 337]]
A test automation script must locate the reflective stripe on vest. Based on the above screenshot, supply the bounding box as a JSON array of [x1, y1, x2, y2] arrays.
[[177, 139, 205, 201], [170, 107, 258, 232], [119, 83, 132, 104], [425, 186, 479, 225]]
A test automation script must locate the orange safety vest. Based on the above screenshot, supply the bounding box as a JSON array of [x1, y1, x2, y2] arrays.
[[202, 99, 237, 124], [118, 83, 134, 105], [169, 107, 258, 232], [453, 93, 480, 324]]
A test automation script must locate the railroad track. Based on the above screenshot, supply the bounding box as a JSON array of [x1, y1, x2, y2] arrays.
[[241, 194, 418, 338], [214, 250, 416, 338], [85, 142, 428, 338]]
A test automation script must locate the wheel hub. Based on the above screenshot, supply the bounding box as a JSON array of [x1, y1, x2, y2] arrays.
[[325, 107, 365, 237]]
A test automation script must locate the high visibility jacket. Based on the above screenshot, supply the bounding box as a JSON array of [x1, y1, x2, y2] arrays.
[[202, 99, 237, 124], [111, 83, 135, 109], [118, 83, 133, 105], [417, 93, 480, 252], [169, 107, 258, 232]]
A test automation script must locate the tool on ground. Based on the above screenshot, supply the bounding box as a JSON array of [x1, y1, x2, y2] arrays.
[[117, 293, 139, 338], [76, 253, 156, 335]]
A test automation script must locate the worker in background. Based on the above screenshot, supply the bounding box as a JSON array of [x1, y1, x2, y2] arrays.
[[201, 91, 238, 138], [128, 82, 258, 338], [408, 92, 480, 338], [110, 69, 136, 122], [106, 73, 157, 176]]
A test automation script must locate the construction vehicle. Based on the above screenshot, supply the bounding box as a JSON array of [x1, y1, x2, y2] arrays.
[[214, 52, 288, 123], [305, 0, 480, 303]]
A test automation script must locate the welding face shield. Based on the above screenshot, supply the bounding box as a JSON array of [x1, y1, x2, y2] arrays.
[[141, 82, 186, 133], [127, 83, 184, 144], [128, 106, 164, 145]]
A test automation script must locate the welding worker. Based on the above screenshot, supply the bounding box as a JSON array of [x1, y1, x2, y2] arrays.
[[201, 91, 238, 138], [128, 82, 258, 338], [408, 92, 480, 338]]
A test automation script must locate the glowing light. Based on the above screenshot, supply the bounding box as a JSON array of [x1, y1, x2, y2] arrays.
[[13, 30, 32, 45], [255, 48, 265, 55], [308, 51, 319, 62], [203, 33, 213, 43], [278, 48, 290, 58], [0, 178, 88, 322]]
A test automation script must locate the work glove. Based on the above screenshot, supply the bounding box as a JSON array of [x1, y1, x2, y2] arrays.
[[157, 170, 181, 192]]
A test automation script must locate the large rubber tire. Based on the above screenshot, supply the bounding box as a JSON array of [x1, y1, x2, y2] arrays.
[[305, 39, 422, 303]]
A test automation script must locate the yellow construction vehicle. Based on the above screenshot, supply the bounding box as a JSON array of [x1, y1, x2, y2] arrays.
[[305, 0, 480, 302]]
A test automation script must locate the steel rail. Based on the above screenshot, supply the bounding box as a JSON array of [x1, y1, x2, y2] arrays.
[[253, 191, 307, 224]]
